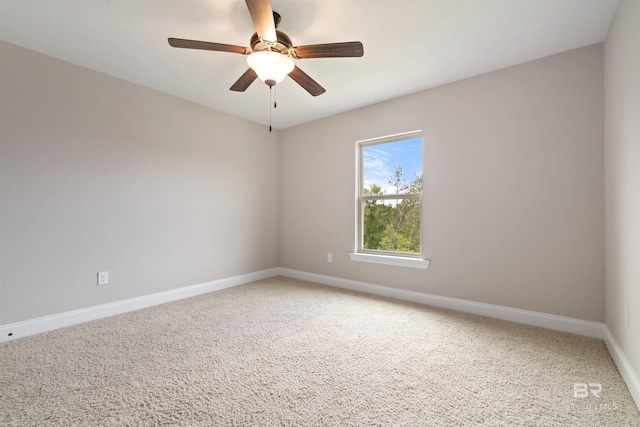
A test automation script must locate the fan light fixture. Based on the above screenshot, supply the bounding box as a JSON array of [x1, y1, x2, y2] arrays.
[[168, 1, 363, 131], [247, 51, 294, 87]]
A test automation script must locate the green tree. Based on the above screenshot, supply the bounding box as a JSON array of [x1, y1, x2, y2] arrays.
[[363, 184, 393, 250], [363, 166, 422, 253]]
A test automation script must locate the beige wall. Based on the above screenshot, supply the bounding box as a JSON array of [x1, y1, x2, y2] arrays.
[[604, 0, 640, 379], [280, 44, 605, 322], [0, 42, 280, 324], [0, 40, 610, 327]]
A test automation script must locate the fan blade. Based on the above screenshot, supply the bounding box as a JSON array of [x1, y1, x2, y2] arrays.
[[168, 38, 249, 55], [230, 68, 258, 92], [292, 42, 364, 59], [245, 0, 277, 44], [288, 66, 326, 97]]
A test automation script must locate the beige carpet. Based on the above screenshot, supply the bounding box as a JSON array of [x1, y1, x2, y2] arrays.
[[1, 276, 639, 426]]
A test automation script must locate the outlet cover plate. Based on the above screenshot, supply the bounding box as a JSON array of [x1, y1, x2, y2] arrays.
[[624, 304, 629, 327], [97, 271, 109, 286]]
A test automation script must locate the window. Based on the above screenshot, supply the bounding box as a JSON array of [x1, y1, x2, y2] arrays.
[[349, 131, 429, 269]]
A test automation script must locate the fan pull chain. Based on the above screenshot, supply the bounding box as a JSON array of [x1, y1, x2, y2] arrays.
[[269, 86, 272, 132], [268, 85, 279, 132]]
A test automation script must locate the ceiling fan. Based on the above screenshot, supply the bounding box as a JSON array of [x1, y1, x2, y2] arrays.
[[168, 0, 364, 97]]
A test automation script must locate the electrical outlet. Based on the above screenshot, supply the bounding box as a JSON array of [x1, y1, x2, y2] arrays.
[[327, 253, 333, 263], [624, 304, 629, 328], [97, 271, 109, 286]]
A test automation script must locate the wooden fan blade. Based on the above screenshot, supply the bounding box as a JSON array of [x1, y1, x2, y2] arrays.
[[292, 42, 364, 59], [230, 68, 258, 92], [288, 66, 326, 97], [168, 38, 249, 54], [245, 0, 277, 44]]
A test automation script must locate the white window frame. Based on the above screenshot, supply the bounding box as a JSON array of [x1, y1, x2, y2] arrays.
[[349, 130, 430, 269]]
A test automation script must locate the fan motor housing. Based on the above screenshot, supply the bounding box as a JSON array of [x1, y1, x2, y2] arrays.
[[250, 31, 293, 55]]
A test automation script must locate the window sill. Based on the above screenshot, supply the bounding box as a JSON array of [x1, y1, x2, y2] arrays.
[[348, 253, 430, 269]]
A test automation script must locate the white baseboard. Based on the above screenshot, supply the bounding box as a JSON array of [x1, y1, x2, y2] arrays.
[[603, 326, 640, 411], [279, 268, 606, 339], [3, 267, 605, 343], [0, 267, 280, 343]]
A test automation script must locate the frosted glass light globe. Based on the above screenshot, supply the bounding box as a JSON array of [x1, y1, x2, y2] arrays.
[[247, 51, 295, 87]]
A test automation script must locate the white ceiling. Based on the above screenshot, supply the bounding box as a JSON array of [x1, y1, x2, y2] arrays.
[[0, 0, 619, 129]]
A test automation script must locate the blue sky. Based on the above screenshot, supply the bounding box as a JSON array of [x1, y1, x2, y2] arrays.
[[362, 136, 422, 194]]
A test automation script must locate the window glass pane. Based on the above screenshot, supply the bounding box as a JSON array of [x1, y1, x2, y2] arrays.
[[362, 199, 421, 253], [362, 137, 422, 196]]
